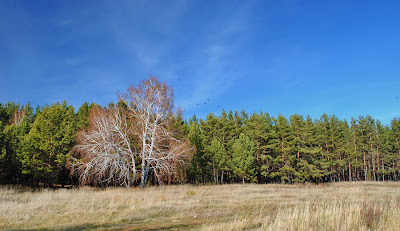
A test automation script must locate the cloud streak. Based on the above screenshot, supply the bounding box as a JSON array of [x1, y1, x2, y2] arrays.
[[2, 1, 398, 124]]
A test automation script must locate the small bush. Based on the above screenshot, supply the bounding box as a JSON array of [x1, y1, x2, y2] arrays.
[[185, 190, 195, 197]]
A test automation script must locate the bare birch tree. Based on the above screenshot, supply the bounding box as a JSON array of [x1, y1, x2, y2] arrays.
[[70, 106, 136, 187], [71, 76, 190, 188], [120, 76, 189, 188]]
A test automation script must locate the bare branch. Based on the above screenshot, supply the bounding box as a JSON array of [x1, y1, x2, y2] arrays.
[[72, 76, 190, 188]]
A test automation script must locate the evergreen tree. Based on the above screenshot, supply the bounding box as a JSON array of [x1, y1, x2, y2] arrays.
[[290, 114, 321, 182], [337, 119, 354, 181], [269, 114, 296, 183], [243, 112, 274, 183], [19, 102, 77, 186], [233, 111, 245, 135], [365, 116, 378, 181], [314, 114, 342, 182], [315, 114, 330, 181], [217, 110, 237, 182], [168, 112, 190, 184], [186, 116, 207, 184], [200, 113, 220, 182], [76, 102, 90, 130], [358, 116, 371, 180], [349, 117, 363, 181], [375, 121, 390, 181], [231, 133, 256, 183], [297, 116, 323, 182], [389, 118, 400, 180], [208, 137, 228, 183], [0, 103, 33, 184]]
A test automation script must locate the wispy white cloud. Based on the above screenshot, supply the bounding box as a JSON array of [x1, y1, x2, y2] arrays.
[[163, 2, 255, 114], [104, 1, 189, 71]]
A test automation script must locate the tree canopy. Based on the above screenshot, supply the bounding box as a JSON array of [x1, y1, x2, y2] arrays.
[[1, 77, 400, 187]]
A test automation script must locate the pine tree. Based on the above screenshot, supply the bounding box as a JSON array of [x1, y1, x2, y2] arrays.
[[389, 118, 400, 180], [314, 114, 341, 182], [243, 112, 274, 183], [297, 116, 323, 182], [329, 115, 345, 181], [208, 137, 228, 183], [364, 116, 378, 181], [349, 117, 363, 181], [233, 111, 245, 135], [269, 114, 296, 183], [358, 116, 371, 180], [0, 103, 33, 184], [186, 116, 207, 184], [231, 133, 256, 183], [76, 102, 90, 130], [169, 112, 190, 184], [290, 114, 318, 182], [19, 102, 77, 186], [200, 113, 221, 182], [375, 121, 390, 181], [217, 110, 235, 183], [336, 119, 353, 181]]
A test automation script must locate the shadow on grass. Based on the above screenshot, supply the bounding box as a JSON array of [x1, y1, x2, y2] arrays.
[[13, 218, 207, 231], [13, 223, 109, 231]]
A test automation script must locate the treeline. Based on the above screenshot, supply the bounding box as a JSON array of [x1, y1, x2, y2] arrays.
[[1, 101, 400, 186], [184, 111, 400, 184], [0, 101, 92, 186]]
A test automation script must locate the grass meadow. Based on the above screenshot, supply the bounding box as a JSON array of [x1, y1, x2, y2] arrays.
[[1, 182, 400, 230]]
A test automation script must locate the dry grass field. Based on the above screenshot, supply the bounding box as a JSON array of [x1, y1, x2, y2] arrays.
[[1, 182, 400, 230]]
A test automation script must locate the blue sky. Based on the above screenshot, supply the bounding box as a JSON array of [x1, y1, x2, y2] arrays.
[[1, 1, 400, 125]]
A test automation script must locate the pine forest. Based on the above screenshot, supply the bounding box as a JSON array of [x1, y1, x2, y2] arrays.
[[1, 79, 400, 188]]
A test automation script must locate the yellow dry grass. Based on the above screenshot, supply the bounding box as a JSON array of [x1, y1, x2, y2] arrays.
[[1, 182, 400, 230]]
